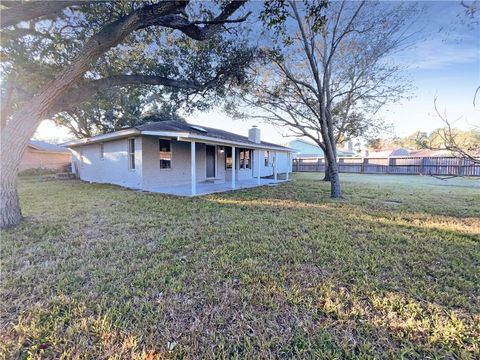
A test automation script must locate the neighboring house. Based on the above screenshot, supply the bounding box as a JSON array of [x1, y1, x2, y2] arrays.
[[65, 120, 294, 196], [19, 140, 71, 172], [367, 147, 410, 158], [408, 149, 452, 157], [287, 139, 356, 158]]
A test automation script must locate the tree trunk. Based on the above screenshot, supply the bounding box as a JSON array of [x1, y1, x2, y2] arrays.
[[323, 163, 331, 181], [0, 170, 22, 229], [321, 131, 342, 198], [1, 108, 41, 229], [329, 163, 342, 198]]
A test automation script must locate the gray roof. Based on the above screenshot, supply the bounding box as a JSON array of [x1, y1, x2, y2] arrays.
[[136, 120, 291, 150], [29, 140, 70, 153]]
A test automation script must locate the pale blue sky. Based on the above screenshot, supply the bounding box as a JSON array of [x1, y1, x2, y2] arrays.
[[36, 1, 479, 144]]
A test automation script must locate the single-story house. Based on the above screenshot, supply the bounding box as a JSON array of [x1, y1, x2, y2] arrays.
[[19, 140, 71, 172], [287, 139, 356, 158], [366, 147, 410, 158], [64, 120, 294, 196]]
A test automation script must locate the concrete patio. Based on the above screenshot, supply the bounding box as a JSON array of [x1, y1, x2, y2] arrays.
[[143, 178, 289, 196]]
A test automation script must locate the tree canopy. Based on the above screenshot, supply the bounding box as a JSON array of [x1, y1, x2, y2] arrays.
[[0, 0, 252, 228], [1, 1, 253, 134]]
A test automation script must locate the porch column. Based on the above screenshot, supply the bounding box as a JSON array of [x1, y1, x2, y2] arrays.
[[231, 146, 236, 189], [286, 152, 290, 180], [274, 151, 278, 181], [191, 141, 196, 195], [257, 149, 261, 185]]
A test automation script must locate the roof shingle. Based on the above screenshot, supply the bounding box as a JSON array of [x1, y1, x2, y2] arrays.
[[136, 120, 290, 149]]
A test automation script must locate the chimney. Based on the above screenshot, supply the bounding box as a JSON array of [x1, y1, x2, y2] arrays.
[[347, 141, 353, 151], [248, 126, 261, 143]]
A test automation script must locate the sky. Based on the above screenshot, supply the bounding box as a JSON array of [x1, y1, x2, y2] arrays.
[[34, 1, 480, 145]]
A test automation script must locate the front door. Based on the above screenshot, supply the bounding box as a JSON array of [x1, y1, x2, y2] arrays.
[[206, 145, 216, 178]]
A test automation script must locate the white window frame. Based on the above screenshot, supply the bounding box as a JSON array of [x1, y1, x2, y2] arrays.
[[159, 138, 172, 170], [264, 150, 270, 167], [128, 138, 136, 171]]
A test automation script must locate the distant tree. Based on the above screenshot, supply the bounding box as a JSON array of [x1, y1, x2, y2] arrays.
[[418, 97, 480, 164], [425, 1, 480, 164], [231, 0, 415, 196], [0, 0, 252, 228], [52, 88, 186, 138]]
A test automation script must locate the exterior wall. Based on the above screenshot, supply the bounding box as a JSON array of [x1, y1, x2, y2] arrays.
[[142, 137, 227, 189], [391, 148, 411, 157], [254, 150, 291, 177], [275, 152, 292, 173], [288, 140, 324, 157], [216, 146, 226, 180], [142, 137, 195, 189], [70, 135, 292, 192], [19, 148, 71, 172], [71, 137, 143, 189]]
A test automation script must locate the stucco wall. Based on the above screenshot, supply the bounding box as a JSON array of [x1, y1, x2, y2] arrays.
[[71, 137, 143, 189], [19, 148, 71, 172]]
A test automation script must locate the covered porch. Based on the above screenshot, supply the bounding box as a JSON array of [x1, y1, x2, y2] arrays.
[[185, 140, 291, 196], [142, 177, 289, 197], [140, 125, 293, 196]]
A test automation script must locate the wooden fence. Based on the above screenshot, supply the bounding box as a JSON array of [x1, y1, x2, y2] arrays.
[[292, 156, 480, 176]]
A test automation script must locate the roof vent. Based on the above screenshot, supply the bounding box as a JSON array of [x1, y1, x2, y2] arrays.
[[190, 125, 208, 133]]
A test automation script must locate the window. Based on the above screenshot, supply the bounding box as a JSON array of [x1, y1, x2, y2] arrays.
[[100, 143, 104, 160], [159, 139, 172, 169], [244, 149, 251, 169], [238, 148, 251, 169], [239, 149, 245, 168], [264, 150, 270, 166], [128, 138, 135, 170], [225, 147, 233, 169]]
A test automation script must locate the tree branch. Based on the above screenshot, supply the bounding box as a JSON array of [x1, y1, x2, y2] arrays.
[[0, 1, 89, 28], [50, 74, 207, 115], [137, 0, 248, 40]]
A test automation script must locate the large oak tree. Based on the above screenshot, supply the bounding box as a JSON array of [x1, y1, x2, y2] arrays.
[[0, 0, 251, 228]]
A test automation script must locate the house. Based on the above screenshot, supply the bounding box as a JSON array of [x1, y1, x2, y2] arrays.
[[408, 149, 451, 157], [287, 139, 356, 158], [19, 140, 71, 172], [367, 147, 410, 158], [64, 120, 294, 196]]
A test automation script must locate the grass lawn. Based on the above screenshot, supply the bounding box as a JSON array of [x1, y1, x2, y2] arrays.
[[1, 173, 479, 359]]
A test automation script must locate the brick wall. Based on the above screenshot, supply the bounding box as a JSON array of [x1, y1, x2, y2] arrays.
[[19, 148, 71, 172]]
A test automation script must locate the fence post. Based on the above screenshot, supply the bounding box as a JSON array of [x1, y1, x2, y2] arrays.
[[459, 158, 464, 176], [420, 157, 426, 175]]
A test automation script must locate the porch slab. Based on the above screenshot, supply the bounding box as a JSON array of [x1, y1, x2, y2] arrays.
[[143, 178, 289, 196]]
